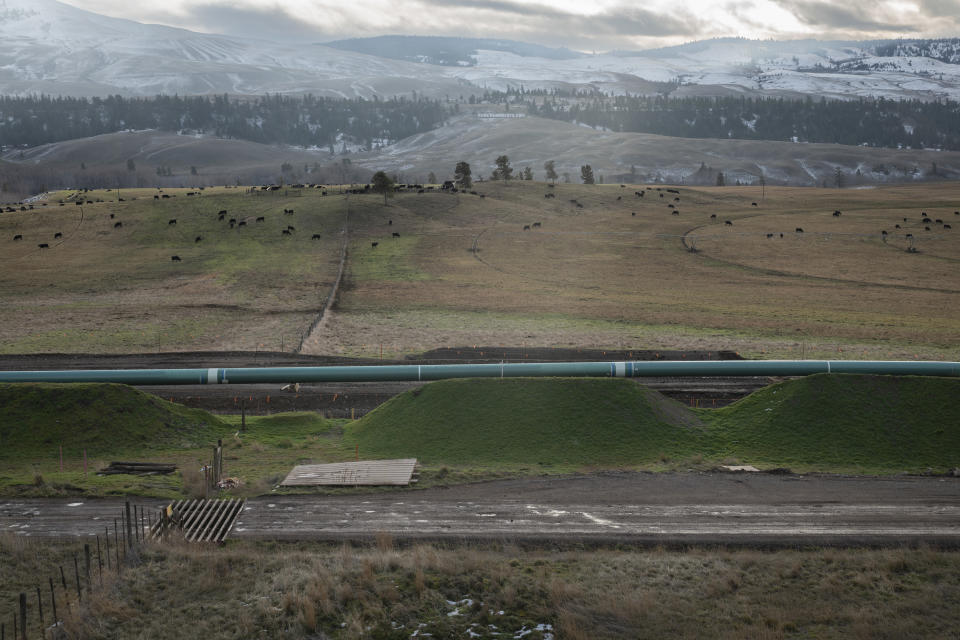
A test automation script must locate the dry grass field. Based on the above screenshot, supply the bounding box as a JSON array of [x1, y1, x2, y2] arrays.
[[1, 181, 958, 359], [3, 534, 959, 640]]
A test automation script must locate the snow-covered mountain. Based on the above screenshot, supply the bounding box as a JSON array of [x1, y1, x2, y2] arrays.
[[0, 0, 959, 102], [0, 0, 461, 97]]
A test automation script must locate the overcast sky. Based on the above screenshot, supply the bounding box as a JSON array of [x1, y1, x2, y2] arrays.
[[59, 0, 959, 51]]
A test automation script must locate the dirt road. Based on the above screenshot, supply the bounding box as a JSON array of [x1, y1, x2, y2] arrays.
[[4, 472, 958, 547]]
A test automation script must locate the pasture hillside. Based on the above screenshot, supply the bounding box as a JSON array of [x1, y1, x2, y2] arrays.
[[0, 181, 958, 358], [348, 375, 960, 473], [355, 113, 960, 186], [0, 130, 363, 189]]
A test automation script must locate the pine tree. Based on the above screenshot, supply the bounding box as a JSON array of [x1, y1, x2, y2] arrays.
[[544, 160, 558, 184], [580, 164, 595, 184], [454, 162, 472, 189], [371, 170, 395, 205]]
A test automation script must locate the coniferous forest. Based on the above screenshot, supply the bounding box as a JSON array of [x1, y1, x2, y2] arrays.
[[523, 93, 960, 150], [0, 94, 448, 150]]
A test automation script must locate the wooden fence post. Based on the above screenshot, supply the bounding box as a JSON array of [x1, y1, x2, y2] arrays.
[[34, 587, 42, 637], [96, 536, 103, 585], [84, 544, 91, 591], [113, 521, 120, 572], [104, 528, 111, 571], [73, 554, 82, 603], [18, 592, 26, 640], [125, 502, 132, 550], [48, 578, 57, 624], [58, 566, 69, 612]]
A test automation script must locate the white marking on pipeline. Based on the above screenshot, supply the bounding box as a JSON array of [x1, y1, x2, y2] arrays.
[[207, 368, 220, 384], [615, 362, 626, 377], [418, 366, 421, 381], [826, 361, 831, 373]]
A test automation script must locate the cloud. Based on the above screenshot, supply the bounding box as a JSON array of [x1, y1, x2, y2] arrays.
[[772, 0, 918, 32], [914, 0, 960, 17], [422, 0, 704, 44], [165, 2, 331, 42]]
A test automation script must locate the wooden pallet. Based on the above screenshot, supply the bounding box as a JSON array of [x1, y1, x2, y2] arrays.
[[281, 458, 418, 486]]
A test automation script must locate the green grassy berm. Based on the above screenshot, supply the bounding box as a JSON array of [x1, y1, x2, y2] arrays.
[[348, 374, 960, 473], [0, 383, 230, 459]]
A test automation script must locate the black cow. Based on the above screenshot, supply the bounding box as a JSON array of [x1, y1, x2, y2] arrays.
[[532, 222, 541, 228], [631, 212, 636, 216], [388, 220, 392, 225], [751, 202, 758, 207], [109, 213, 115, 219], [168, 219, 177, 225], [724, 220, 733, 226], [218, 210, 227, 215], [154, 195, 159, 200], [282, 229, 291, 235], [895, 224, 901, 229], [171, 255, 181, 261], [671, 210, 679, 216], [238, 221, 247, 227], [710, 214, 717, 219], [312, 234, 321, 240], [371, 242, 379, 248], [54, 232, 62, 239], [38, 243, 49, 248], [945, 224, 952, 229], [114, 222, 123, 228], [832, 210, 842, 217], [523, 225, 531, 231], [766, 233, 774, 238], [617, 196, 622, 201], [218, 213, 225, 221], [195, 236, 202, 243], [796, 228, 804, 233], [256, 216, 265, 222], [392, 232, 400, 237], [13, 234, 22, 241], [287, 225, 295, 231]]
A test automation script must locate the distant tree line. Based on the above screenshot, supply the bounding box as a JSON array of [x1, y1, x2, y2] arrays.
[[0, 94, 448, 150], [496, 92, 960, 151]]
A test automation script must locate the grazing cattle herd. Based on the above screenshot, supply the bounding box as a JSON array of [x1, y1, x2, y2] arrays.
[[2, 184, 958, 269]]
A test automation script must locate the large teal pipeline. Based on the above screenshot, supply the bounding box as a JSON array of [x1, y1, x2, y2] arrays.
[[0, 360, 957, 385]]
